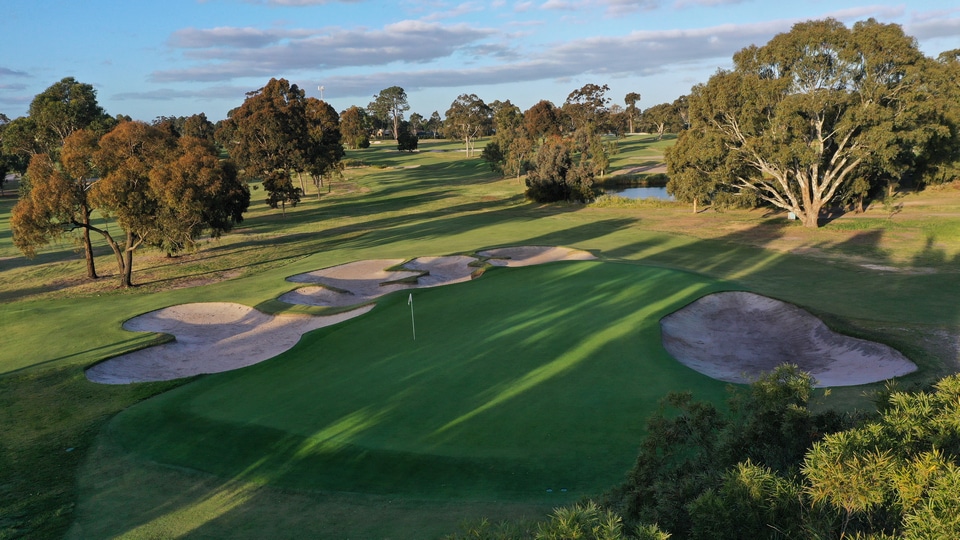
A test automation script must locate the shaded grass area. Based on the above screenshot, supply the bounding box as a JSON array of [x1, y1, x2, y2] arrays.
[[106, 264, 732, 506], [0, 367, 182, 539], [70, 437, 553, 540]]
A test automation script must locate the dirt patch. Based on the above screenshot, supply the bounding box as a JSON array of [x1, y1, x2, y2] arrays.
[[660, 291, 918, 387]]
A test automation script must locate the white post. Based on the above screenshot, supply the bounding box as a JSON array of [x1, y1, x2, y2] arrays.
[[408, 293, 416, 340]]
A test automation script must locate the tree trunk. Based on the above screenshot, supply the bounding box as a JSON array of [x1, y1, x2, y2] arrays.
[[81, 207, 98, 279], [118, 230, 135, 287], [801, 205, 821, 228], [296, 171, 307, 196], [693, 197, 698, 214], [121, 249, 134, 287]]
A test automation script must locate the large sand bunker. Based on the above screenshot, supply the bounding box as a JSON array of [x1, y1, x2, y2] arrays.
[[86, 303, 373, 384], [89, 247, 585, 383], [660, 291, 917, 387]]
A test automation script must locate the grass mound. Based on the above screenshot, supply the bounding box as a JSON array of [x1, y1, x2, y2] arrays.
[[108, 261, 732, 502]]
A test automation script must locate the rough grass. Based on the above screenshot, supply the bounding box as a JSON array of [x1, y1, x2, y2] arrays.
[[3, 134, 960, 538]]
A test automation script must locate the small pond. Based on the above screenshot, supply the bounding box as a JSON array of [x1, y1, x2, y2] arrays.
[[604, 186, 674, 200]]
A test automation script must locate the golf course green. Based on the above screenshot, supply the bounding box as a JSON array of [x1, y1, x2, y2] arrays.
[[5, 136, 959, 539], [107, 261, 733, 501]]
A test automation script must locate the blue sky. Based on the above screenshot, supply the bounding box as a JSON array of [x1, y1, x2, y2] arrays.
[[2, 0, 959, 122]]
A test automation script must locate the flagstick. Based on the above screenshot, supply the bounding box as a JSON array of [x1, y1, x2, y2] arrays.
[[408, 293, 416, 340]]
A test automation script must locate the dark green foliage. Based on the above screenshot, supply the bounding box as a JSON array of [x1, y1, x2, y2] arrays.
[[368, 86, 409, 141], [606, 370, 960, 539], [802, 375, 960, 538], [397, 121, 418, 152], [608, 365, 847, 538], [481, 140, 505, 174], [524, 138, 596, 203], [687, 461, 809, 540], [263, 170, 301, 213], [27, 77, 115, 155]]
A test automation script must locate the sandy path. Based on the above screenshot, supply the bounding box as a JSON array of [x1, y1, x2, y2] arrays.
[[660, 291, 917, 387], [86, 303, 373, 384]]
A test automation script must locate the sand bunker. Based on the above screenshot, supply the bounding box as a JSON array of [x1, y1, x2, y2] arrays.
[[479, 246, 596, 267], [660, 291, 917, 387], [95, 248, 914, 389], [86, 303, 373, 384], [279, 255, 478, 307], [89, 247, 591, 384]]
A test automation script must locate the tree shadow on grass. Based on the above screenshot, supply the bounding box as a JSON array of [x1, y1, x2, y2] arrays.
[[60, 199, 960, 539]]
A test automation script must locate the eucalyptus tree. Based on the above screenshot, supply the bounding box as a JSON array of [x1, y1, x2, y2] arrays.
[[408, 112, 425, 134], [563, 83, 611, 133], [181, 113, 216, 142], [12, 129, 102, 278], [89, 121, 248, 287], [523, 100, 561, 143], [525, 137, 595, 202], [6, 78, 115, 277], [1, 116, 43, 172], [481, 100, 532, 179], [444, 93, 491, 158], [217, 78, 310, 212], [624, 92, 642, 134], [670, 18, 954, 227], [367, 86, 409, 140], [0, 113, 12, 195], [339, 105, 370, 149], [640, 102, 683, 140], [427, 111, 442, 138], [303, 98, 345, 196], [665, 127, 725, 213], [26, 77, 115, 156]]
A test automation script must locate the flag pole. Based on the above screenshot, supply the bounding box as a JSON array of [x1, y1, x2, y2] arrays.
[[408, 293, 416, 340]]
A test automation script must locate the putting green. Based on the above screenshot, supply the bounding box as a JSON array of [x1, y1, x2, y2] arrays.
[[108, 261, 733, 501]]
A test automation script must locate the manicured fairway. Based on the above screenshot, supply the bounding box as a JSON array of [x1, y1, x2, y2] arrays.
[[108, 260, 733, 502]]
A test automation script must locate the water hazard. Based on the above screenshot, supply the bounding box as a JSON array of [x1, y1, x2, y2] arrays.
[[604, 186, 674, 200]]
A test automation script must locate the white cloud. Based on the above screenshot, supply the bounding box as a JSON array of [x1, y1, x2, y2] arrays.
[[906, 11, 960, 41], [169, 27, 315, 49], [112, 85, 254, 102], [154, 21, 499, 83], [0, 67, 30, 77]]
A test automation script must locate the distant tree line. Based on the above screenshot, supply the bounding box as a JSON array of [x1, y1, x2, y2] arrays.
[[6, 17, 960, 284]]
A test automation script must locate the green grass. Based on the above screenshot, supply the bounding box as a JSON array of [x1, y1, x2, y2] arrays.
[[107, 263, 731, 502], [3, 133, 960, 538]]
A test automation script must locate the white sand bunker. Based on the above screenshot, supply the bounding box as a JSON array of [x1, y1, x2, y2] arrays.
[[479, 246, 596, 267], [85, 302, 373, 384], [660, 291, 917, 387], [279, 255, 478, 307], [89, 248, 592, 384]]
